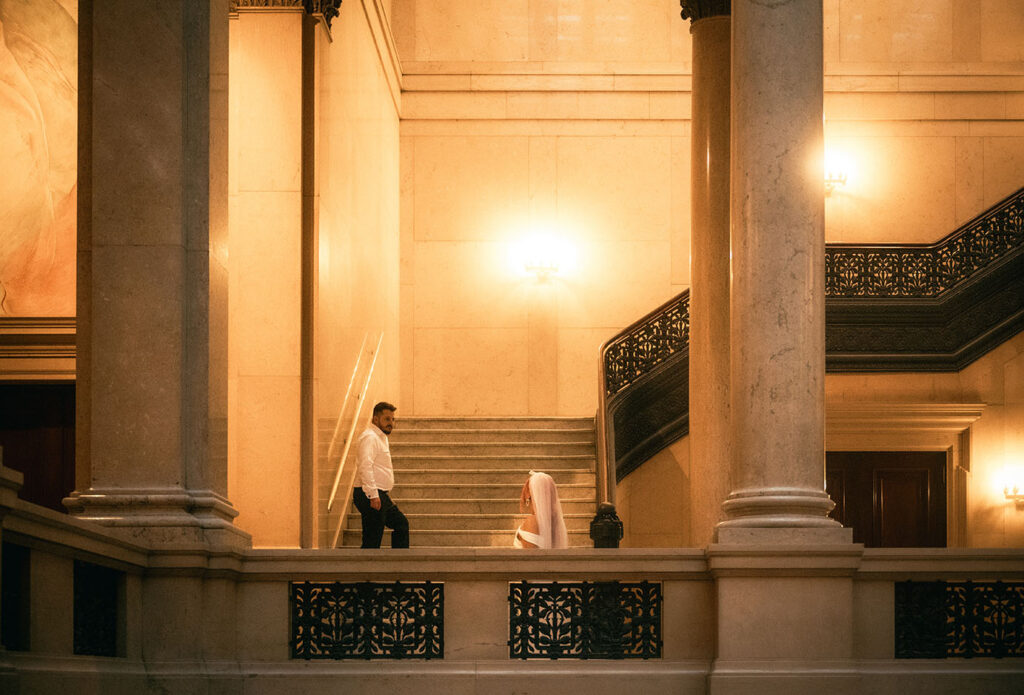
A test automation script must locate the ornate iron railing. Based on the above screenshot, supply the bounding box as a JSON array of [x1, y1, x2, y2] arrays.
[[895, 580, 1024, 659], [508, 580, 662, 659], [602, 294, 690, 399], [826, 191, 1023, 298], [291, 581, 444, 659], [598, 186, 1024, 482]]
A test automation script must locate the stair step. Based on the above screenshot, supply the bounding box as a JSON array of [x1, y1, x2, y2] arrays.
[[390, 483, 594, 500], [380, 455, 595, 470], [389, 428, 594, 443], [344, 513, 593, 531], [339, 528, 593, 548], [344, 470, 595, 485], [344, 498, 596, 515], [389, 442, 593, 456]]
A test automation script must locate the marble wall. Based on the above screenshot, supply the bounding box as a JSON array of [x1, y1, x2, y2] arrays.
[[0, 0, 77, 316], [395, 0, 1024, 418]]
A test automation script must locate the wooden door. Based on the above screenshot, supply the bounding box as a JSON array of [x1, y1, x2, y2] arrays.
[[825, 451, 947, 547], [0, 383, 76, 512]]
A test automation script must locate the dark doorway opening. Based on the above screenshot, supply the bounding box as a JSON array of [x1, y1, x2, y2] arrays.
[[0, 383, 75, 512], [826, 451, 947, 548]]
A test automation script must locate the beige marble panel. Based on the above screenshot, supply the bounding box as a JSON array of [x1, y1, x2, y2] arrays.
[[413, 0, 529, 62], [413, 136, 530, 241], [577, 91, 650, 119], [507, 92, 580, 120], [935, 93, 1007, 120], [233, 375, 301, 547], [551, 0, 675, 64], [980, 0, 1024, 61], [838, 1, 892, 62], [235, 13, 302, 193], [826, 136, 956, 243], [232, 191, 302, 377], [617, 439, 690, 547], [954, 136, 985, 225], [891, 0, 953, 62], [555, 326, 613, 416], [555, 137, 672, 242], [952, 0, 982, 62], [402, 91, 507, 119], [559, 275, 676, 330], [412, 241, 529, 328], [982, 137, 1024, 207], [670, 135, 691, 287], [413, 328, 529, 415]]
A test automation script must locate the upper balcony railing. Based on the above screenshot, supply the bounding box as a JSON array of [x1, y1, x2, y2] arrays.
[[597, 186, 1024, 489]]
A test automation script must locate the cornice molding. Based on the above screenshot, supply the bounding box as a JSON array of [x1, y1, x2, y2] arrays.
[[680, 0, 731, 22]]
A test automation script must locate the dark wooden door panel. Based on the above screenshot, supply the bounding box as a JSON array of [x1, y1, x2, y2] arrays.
[[826, 451, 946, 548]]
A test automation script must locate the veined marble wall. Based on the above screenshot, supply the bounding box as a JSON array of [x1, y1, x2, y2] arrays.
[[395, 0, 1024, 416], [0, 0, 76, 316]]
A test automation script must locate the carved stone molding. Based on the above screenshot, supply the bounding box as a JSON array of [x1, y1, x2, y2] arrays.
[[230, 0, 342, 30], [680, 0, 731, 21]]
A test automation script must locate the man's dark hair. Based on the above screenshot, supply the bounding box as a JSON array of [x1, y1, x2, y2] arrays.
[[373, 401, 397, 416]]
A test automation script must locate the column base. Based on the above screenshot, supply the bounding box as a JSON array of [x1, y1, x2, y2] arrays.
[[63, 487, 251, 550], [719, 486, 841, 531]]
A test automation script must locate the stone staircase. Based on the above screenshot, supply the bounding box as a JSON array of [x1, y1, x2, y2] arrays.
[[332, 417, 597, 548]]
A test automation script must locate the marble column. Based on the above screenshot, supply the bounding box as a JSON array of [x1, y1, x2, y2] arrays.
[[68, 0, 247, 549], [719, 0, 843, 538], [681, 1, 732, 547]]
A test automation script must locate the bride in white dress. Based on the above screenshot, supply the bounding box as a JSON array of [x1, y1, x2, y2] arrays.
[[513, 471, 569, 549]]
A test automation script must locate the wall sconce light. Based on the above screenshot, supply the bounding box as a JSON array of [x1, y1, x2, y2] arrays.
[[824, 170, 847, 196], [824, 148, 851, 197], [1004, 483, 1024, 508], [511, 233, 575, 282]]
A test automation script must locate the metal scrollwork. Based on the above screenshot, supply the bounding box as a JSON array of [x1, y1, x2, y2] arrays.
[[603, 294, 689, 398], [895, 580, 1024, 659], [291, 581, 444, 660], [826, 190, 1023, 298], [508, 580, 662, 659]]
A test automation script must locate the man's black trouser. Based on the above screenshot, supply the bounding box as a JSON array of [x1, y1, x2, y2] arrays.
[[352, 488, 409, 548]]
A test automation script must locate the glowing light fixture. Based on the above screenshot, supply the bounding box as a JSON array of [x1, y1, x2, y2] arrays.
[[1001, 465, 1024, 508], [824, 149, 849, 196], [510, 232, 575, 282]]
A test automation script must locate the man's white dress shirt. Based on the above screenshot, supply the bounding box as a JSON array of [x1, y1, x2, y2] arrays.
[[355, 424, 393, 499]]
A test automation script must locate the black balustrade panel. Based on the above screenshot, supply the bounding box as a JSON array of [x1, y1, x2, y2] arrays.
[[291, 581, 443, 660], [508, 580, 661, 659], [826, 190, 1023, 298], [895, 581, 1024, 659], [603, 295, 689, 398]]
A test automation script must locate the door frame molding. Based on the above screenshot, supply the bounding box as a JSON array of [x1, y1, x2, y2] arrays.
[[826, 403, 985, 548]]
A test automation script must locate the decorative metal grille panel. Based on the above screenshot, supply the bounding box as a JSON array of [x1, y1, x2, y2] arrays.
[[826, 189, 1023, 298], [291, 581, 443, 660], [895, 580, 1024, 659], [508, 581, 661, 659], [603, 294, 689, 397], [601, 187, 1023, 398]]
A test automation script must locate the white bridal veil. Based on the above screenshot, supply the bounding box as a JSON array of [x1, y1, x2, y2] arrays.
[[527, 471, 569, 549]]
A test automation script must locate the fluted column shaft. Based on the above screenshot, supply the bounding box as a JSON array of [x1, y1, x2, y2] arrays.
[[720, 0, 838, 531], [687, 12, 732, 545]]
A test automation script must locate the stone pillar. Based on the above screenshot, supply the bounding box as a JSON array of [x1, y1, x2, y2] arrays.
[[68, 0, 247, 549], [719, 0, 842, 538], [709, 3, 859, 691], [681, 1, 732, 547]]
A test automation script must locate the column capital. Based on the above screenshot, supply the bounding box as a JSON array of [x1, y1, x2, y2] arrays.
[[230, 0, 343, 30], [680, 0, 730, 22]]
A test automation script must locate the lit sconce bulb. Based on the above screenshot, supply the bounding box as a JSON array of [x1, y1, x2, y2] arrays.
[[1001, 466, 1024, 507], [824, 148, 850, 197], [510, 232, 575, 282]]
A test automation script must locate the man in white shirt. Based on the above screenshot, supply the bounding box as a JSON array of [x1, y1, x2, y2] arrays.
[[352, 401, 409, 548]]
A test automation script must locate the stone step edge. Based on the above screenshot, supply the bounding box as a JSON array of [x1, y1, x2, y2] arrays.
[[341, 529, 593, 536], [344, 512, 594, 519]]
